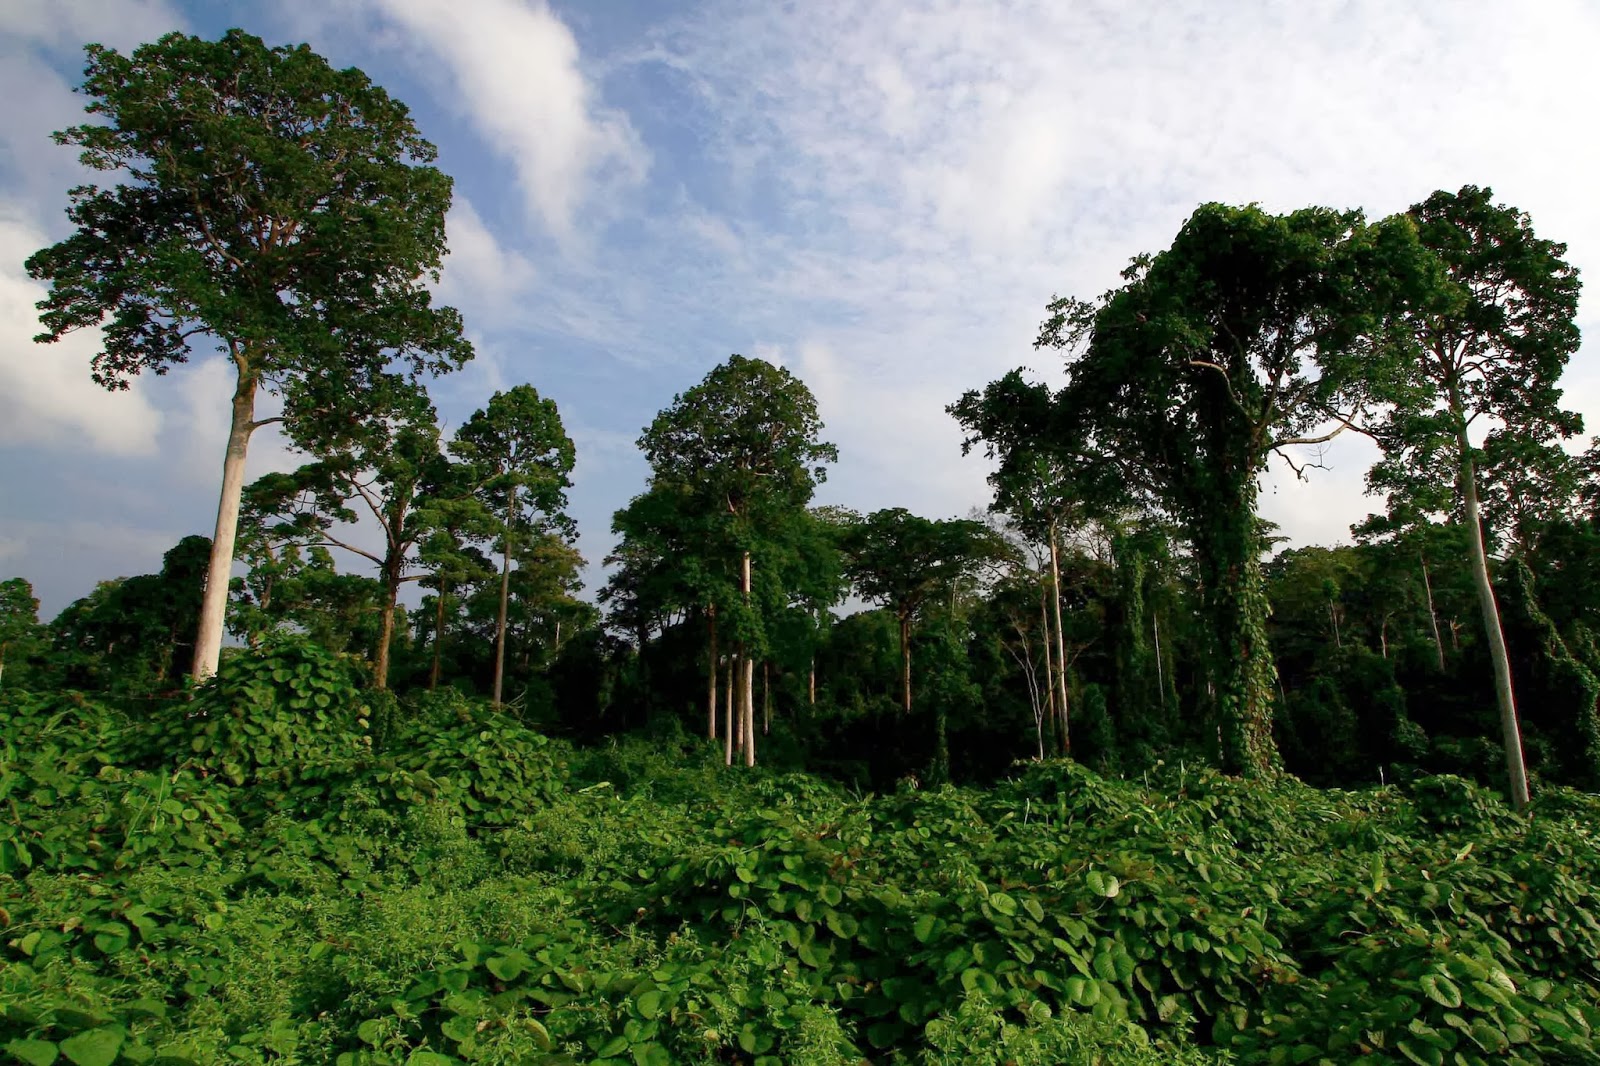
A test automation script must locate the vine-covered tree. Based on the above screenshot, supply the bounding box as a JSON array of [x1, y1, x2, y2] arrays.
[[1035, 203, 1428, 774], [24, 30, 472, 682]]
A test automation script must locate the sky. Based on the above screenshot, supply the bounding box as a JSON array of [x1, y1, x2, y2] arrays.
[[3, 0, 1600, 620]]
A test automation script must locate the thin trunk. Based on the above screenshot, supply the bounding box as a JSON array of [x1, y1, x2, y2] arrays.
[[762, 661, 771, 736], [707, 605, 718, 740], [1459, 436, 1530, 809], [1329, 601, 1342, 650], [1421, 553, 1446, 670], [899, 612, 913, 715], [1049, 521, 1071, 755], [192, 355, 259, 682], [743, 654, 756, 767], [808, 658, 816, 706], [493, 485, 518, 707], [1152, 612, 1167, 713], [740, 550, 755, 766], [429, 583, 447, 690], [1379, 616, 1389, 660], [1040, 590, 1057, 754], [724, 653, 735, 766]]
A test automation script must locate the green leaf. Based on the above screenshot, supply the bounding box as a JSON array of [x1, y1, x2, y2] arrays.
[[405, 1054, 455, 1066], [486, 954, 524, 981], [1420, 974, 1462, 1009], [1022, 897, 1046, 923], [59, 1029, 124, 1066], [989, 892, 1018, 916], [913, 914, 939, 943], [635, 989, 663, 1020], [5, 1039, 59, 1066]]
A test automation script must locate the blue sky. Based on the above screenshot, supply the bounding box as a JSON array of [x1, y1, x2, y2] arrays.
[[4, 0, 1600, 619]]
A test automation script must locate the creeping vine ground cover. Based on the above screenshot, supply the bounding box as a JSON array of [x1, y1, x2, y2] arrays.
[[3, 640, 1599, 1065]]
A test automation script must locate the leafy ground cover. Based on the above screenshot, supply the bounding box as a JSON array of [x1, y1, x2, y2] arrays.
[[4, 639, 1599, 1065]]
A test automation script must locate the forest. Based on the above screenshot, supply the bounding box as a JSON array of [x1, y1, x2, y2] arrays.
[[4, 27, 1600, 1066]]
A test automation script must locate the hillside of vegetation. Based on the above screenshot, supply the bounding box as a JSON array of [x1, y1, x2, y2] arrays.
[[4, 639, 1599, 1066]]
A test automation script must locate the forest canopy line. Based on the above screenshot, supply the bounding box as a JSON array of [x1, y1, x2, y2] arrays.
[[5, 25, 1600, 1066]]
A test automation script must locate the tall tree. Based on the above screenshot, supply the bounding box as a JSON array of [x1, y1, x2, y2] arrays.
[[635, 355, 837, 766], [1036, 204, 1427, 774], [1370, 186, 1584, 808], [0, 579, 47, 690], [25, 30, 472, 682], [453, 385, 577, 707]]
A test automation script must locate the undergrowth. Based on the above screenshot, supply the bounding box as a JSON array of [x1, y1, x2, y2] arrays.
[[3, 640, 1598, 1065]]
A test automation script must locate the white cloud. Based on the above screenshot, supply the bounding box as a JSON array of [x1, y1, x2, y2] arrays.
[[437, 198, 538, 314], [0, 0, 184, 54], [647, 0, 1600, 543], [361, 0, 646, 238], [0, 211, 163, 455]]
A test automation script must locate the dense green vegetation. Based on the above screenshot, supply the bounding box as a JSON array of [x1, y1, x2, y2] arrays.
[[5, 655, 1600, 1065], [7, 25, 1600, 1065]]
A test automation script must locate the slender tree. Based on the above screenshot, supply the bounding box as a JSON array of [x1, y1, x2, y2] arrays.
[[1365, 186, 1584, 809], [453, 385, 576, 707]]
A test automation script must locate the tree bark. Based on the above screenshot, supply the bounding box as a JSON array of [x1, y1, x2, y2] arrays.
[[1458, 436, 1531, 809], [763, 661, 771, 736], [493, 485, 518, 708], [1049, 520, 1071, 755], [1198, 487, 1279, 776], [707, 604, 718, 740], [724, 652, 734, 766], [192, 355, 259, 682], [1040, 588, 1057, 754], [1421, 553, 1446, 671], [743, 654, 756, 766], [374, 561, 401, 690]]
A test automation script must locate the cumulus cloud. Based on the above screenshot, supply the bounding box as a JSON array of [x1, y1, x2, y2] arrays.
[[361, 0, 646, 238], [0, 0, 184, 54], [0, 212, 163, 455]]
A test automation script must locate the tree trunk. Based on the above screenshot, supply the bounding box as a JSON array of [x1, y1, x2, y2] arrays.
[[899, 612, 913, 715], [724, 653, 735, 766], [707, 604, 718, 740], [1458, 439, 1531, 809], [1421, 552, 1446, 671], [489, 486, 515, 710], [1040, 588, 1057, 754], [1152, 612, 1167, 713], [762, 661, 771, 736], [1199, 488, 1280, 776], [375, 561, 401, 690], [429, 584, 448, 690], [193, 358, 259, 682], [1049, 521, 1071, 756], [743, 654, 756, 767]]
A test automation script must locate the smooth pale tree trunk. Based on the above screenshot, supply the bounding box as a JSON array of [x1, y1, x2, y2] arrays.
[[1040, 592, 1057, 753], [899, 613, 913, 715], [707, 605, 718, 740], [192, 361, 260, 682], [763, 662, 771, 735], [493, 485, 518, 708], [743, 655, 756, 766], [429, 585, 448, 690], [1458, 435, 1531, 809], [809, 659, 816, 706], [1153, 613, 1167, 713], [1422, 553, 1447, 671], [1049, 522, 1071, 755], [724, 654, 735, 766]]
